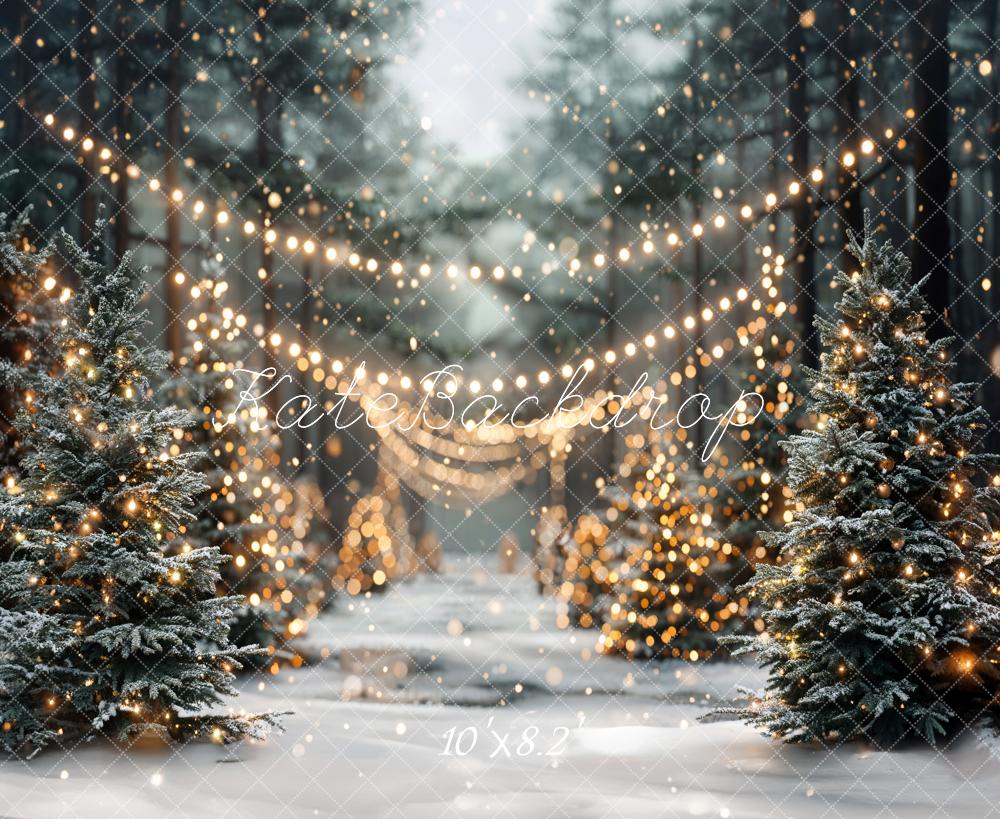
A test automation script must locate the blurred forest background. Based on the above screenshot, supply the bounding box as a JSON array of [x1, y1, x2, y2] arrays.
[[2, 0, 999, 556]]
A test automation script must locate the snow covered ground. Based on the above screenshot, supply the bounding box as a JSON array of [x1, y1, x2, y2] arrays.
[[4, 558, 1000, 818]]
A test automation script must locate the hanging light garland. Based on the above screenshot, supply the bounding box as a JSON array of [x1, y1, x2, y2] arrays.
[[33, 109, 906, 289]]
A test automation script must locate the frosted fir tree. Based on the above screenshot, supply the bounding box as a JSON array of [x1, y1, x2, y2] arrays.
[[720, 215, 1000, 746], [165, 258, 320, 660], [0, 236, 278, 755], [0, 202, 60, 494]]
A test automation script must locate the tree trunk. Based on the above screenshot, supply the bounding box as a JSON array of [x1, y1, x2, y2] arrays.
[[255, 4, 280, 428], [785, 0, 818, 368], [113, 2, 132, 262], [162, 0, 184, 366], [601, 5, 620, 474], [835, 1, 862, 263], [603, 225, 620, 471], [297, 259, 319, 480], [985, 0, 1000, 450], [909, 0, 952, 332], [990, 0, 1000, 300], [690, 151, 706, 454], [735, 137, 750, 282], [11, 0, 31, 152], [77, 0, 98, 245]]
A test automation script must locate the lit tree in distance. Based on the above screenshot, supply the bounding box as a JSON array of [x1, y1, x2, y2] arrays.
[[554, 513, 617, 630], [720, 215, 1000, 746], [335, 468, 414, 596], [166, 257, 323, 664], [0, 235, 278, 754], [597, 442, 747, 661], [723, 332, 805, 568]]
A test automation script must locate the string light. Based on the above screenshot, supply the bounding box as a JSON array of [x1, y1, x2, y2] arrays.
[[34, 108, 896, 289]]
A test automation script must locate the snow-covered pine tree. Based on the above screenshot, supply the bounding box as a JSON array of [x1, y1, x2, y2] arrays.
[[0, 202, 60, 496], [597, 447, 747, 661], [165, 258, 322, 660], [721, 215, 1000, 746], [0, 235, 278, 754]]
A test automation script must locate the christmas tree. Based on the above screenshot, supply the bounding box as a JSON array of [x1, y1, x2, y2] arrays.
[[597, 445, 747, 661], [0, 235, 277, 754], [334, 468, 414, 596], [721, 215, 1000, 745], [0, 202, 61, 494], [554, 512, 617, 630], [723, 332, 805, 567], [165, 257, 322, 660]]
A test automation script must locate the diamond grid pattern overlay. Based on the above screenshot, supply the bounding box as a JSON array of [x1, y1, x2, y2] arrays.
[[3, 0, 1000, 815]]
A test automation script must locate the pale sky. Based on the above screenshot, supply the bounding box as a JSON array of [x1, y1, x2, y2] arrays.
[[394, 0, 554, 159]]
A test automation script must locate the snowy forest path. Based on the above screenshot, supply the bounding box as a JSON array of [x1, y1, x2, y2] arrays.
[[5, 562, 1000, 818]]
